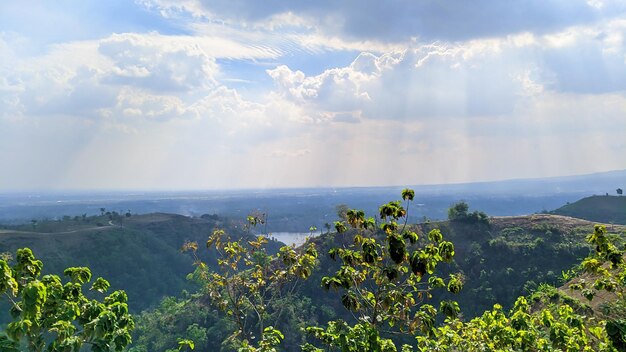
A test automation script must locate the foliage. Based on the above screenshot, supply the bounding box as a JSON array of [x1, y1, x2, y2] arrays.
[[129, 295, 234, 352], [566, 224, 626, 348], [78, 196, 618, 351], [0, 212, 265, 319], [182, 218, 318, 350], [417, 224, 626, 351], [447, 217, 594, 318], [303, 189, 462, 351], [303, 320, 411, 352], [0, 248, 134, 351], [447, 201, 489, 225], [417, 297, 615, 351]]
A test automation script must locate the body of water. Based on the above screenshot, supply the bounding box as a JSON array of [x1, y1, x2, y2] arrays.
[[268, 232, 316, 247]]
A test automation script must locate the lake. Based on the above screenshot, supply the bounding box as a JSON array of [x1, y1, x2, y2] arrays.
[[267, 232, 317, 247]]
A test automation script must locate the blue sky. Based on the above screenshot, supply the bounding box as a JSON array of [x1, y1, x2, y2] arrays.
[[1, 0, 625, 190]]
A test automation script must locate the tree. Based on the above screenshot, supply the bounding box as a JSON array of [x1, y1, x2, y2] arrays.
[[0, 248, 134, 351], [418, 224, 626, 351], [447, 201, 489, 225], [304, 189, 463, 351], [182, 218, 318, 350], [447, 201, 469, 221], [416, 296, 613, 351], [617, 188, 623, 196]]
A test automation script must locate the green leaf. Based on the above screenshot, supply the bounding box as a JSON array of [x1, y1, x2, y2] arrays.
[[23, 281, 47, 319], [178, 338, 195, 350], [447, 275, 463, 294], [6, 319, 32, 341], [64, 267, 92, 284], [427, 229, 443, 243], [91, 277, 111, 293], [439, 300, 460, 319], [334, 221, 348, 233], [402, 231, 418, 244], [401, 189, 415, 201], [15, 248, 43, 279], [387, 233, 406, 264], [0, 260, 18, 296]]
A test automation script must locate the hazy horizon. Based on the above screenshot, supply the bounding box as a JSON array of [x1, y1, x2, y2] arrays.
[[2, 167, 624, 194]]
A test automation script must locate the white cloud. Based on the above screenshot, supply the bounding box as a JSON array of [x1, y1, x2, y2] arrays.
[[2, 2, 626, 190], [139, 0, 626, 43], [99, 33, 219, 92], [268, 44, 525, 120], [267, 19, 626, 124]]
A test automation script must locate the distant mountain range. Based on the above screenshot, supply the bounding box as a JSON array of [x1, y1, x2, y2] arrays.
[[406, 168, 626, 195], [0, 169, 623, 229]]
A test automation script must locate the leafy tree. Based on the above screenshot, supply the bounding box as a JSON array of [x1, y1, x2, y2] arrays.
[[0, 248, 134, 351], [416, 296, 615, 351], [447, 201, 489, 225], [567, 224, 626, 348], [129, 295, 234, 352], [447, 202, 469, 221], [418, 224, 626, 351], [304, 189, 462, 351], [182, 219, 318, 350]]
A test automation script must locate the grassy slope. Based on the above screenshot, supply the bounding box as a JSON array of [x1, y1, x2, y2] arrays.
[[550, 195, 626, 225]]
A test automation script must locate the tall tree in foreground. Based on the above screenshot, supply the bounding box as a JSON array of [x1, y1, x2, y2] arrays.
[[0, 248, 134, 352], [183, 215, 318, 351], [303, 189, 463, 352]]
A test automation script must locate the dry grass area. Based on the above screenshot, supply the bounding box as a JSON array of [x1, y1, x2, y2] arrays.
[[556, 255, 626, 317], [490, 214, 626, 233]]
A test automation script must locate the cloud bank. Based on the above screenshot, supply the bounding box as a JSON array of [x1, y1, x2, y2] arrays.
[[0, 1, 625, 190]]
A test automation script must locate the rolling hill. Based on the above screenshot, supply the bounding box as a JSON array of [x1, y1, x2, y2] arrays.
[[0, 212, 282, 318], [549, 195, 626, 225], [2, 204, 625, 350]]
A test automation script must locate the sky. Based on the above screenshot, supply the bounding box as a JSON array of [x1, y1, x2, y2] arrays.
[[1, 0, 625, 191]]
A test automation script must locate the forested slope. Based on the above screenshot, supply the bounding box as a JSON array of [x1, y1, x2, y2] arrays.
[[2, 200, 626, 351], [0, 213, 282, 317], [130, 212, 625, 351]]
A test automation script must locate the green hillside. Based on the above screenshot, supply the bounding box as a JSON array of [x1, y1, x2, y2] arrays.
[[2, 202, 626, 350], [0, 212, 282, 318], [550, 195, 626, 224], [300, 213, 625, 321], [130, 212, 626, 351]]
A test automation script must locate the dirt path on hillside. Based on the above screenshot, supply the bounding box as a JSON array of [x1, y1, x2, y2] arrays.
[[0, 223, 120, 236], [490, 214, 626, 232]]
